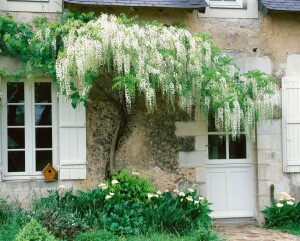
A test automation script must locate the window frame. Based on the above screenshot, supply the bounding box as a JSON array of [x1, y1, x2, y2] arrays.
[[207, 131, 252, 165], [1, 79, 58, 181], [208, 0, 244, 9]]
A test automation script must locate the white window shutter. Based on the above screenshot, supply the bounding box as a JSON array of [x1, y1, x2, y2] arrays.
[[58, 95, 87, 179], [282, 77, 300, 172]]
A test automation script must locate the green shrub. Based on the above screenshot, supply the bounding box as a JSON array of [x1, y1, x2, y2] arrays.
[[110, 170, 156, 204], [100, 200, 145, 235], [262, 192, 300, 228], [75, 230, 117, 241], [144, 190, 212, 235], [15, 218, 56, 241]]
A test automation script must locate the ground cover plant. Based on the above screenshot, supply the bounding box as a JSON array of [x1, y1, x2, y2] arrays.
[[262, 192, 300, 236], [0, 170, 222, 240]]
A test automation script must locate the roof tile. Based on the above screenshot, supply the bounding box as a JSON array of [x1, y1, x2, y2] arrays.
[[64, 0, 208, 9]]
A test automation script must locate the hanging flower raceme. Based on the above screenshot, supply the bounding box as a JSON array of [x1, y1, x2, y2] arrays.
[[56, 13, 279, 141]]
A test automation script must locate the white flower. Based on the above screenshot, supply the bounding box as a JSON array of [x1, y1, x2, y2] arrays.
[[58, 185, 65, 189], [156, 191, 162, 195], [194, 200, 200, 204], [164, 189, 169, 193], [178, 192, 185, 197], [98, 183, 108, 190], [147, 193, 154, 199], [109, 192, 115, 196], [276, 203, 283, 208], [105, 195, 112, 200], [132, 171, 140, 176], [287, 201, 294, 205], [111, 180, 119, 186], [153, 194, 159, 198], [199, 197, 205, 200], [188, 188, 194, 193], [173, 189, 179, 193], [281, 192, 288, 196], [186, 196, 193, 202]]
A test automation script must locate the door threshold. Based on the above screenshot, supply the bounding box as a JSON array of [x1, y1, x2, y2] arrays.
[[213, 217, 257, 227]]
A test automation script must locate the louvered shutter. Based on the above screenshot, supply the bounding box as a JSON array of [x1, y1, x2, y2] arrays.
[[58, 95, 86, 179], [282, 77, 300, 172]]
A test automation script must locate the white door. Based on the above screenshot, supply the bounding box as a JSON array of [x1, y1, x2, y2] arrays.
[[206, 126, 254, 218]]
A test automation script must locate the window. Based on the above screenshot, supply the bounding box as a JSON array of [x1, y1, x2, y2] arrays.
[[2, 81, 57, 180], [208, 0, 244, 9], [207, 117, 250, 164]]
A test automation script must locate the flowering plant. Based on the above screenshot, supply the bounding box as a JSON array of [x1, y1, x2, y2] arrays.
[[262, 192, 300, 228]]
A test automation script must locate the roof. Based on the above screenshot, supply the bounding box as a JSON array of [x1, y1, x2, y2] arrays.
[[259, 0, 300, 14], [64, 0, 208, 11]]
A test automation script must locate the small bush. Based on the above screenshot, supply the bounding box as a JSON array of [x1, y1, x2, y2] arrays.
[[144, 190, 211, 235], [15, 218, 56, 241], [75, 230, 117, 241], [262, 192, 300, 228]]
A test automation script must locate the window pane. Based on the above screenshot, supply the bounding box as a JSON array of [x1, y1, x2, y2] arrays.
[[229, 135, 247, 159], [8, 128, 25, 149], [208, 135, 226, 159], [36, 151, 52, 171], [7, 82, 24, 103], [8, 151, 25, 172], [7, 105, 24, 126], [35, 105, 52, 126], [36, 128, 52, 148], [35, 83, 51, 103]]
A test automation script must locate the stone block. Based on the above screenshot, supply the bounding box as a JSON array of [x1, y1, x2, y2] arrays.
[[257, 150, 272, 165], [286, 54, 300, 77], [257, 165, 270, 181], [195, 136, 207, 151], [175, 121, 206, 137], [196, 167, 207, 183], [244, 56, 272, 75], [257, 120, 281, 135], [257, 134, 282, 151], [178, 151, 206, 168]]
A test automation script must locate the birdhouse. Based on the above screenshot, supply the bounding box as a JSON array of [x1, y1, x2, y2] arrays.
[[42, 163, 57, 182]]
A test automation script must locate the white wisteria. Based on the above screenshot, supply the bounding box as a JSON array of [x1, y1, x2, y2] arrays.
[[55, 13, 279, 140]]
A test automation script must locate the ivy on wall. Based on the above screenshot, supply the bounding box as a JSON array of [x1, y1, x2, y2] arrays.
[[0, 11, 279, 141]]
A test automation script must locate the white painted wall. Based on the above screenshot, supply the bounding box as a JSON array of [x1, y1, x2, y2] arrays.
[[0, 0, 62, 13]]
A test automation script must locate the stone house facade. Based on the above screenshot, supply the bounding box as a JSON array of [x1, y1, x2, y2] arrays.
[[0, 0, 300, 222]]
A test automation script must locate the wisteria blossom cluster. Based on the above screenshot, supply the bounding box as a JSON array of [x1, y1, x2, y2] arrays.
[[56, 13, 279, 140]]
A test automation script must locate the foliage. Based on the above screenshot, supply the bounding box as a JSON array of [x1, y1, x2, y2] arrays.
[[15, 218, 56, 241], [0, 12, 279, 140], [144, 189, 211, 235], [0, 198, 28, 241], [262, 192, 300, 228], [111, 170, 156, 204], [75, 229, 222, 241]]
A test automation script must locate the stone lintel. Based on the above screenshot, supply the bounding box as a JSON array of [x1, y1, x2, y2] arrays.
[[175, 121, 206, 137]]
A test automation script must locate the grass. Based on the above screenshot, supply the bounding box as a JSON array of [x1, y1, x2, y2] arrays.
[[75, 229, 223, 241]]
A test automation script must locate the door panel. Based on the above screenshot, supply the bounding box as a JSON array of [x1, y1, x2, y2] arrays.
[[207, 166, 253, 218]]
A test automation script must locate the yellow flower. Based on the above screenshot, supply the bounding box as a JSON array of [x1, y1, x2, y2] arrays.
[[276, 203, 283, 208], [111, 180, 119, 186], [178, 192, 185, 197]]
